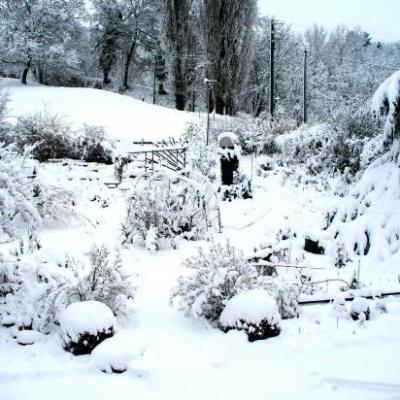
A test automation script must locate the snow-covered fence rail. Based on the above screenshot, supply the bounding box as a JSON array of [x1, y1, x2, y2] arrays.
[[299, 289, 400, 306]]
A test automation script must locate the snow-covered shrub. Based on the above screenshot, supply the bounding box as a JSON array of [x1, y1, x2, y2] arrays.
[[0, 90, 12, 145], [265, 279, 301, 320], [183, 121, 218, 181], [122, 171, 219, 250], [0, 146, 41, 241], [77, 124, 113, 164], [42, 244, 136, 319], [14, 111, 78, 162], [59, 300, 115, 355], [256, 155, 275, 177], [92, 331, 145, 374], [350, 297, 370, 321], [333, 240, 348, 269], [171, 242, 259, 322], [32, 180, 78, 226], [219, 289, 281, 341], [211, 113, 287, 154], [331, 295, 348, 319]]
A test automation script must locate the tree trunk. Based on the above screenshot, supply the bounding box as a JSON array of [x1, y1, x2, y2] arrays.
[[21, 64, 30, 85], [103, 70, 110, 86], [122, 40, 136, 91]]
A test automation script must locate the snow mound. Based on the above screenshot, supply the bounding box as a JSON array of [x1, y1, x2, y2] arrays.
[[220, 289, 281, 327], [91, 331, 145, 373], [13, 329, 43, 346], [350, 297, 369, 314], [59, 301, 115, 342]]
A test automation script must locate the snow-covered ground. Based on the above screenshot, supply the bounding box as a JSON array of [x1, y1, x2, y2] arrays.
[[1, 156, 400, 400], [0, 78, 197, 143], [1, 79, 400, 400]]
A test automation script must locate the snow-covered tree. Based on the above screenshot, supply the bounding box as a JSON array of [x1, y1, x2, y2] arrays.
[[0, 0, 84, 84], [372, 69, 400, 142]]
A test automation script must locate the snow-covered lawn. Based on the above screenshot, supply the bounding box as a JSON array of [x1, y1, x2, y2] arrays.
[[0, 78, 197, 143], [1, 157, 400, 400]]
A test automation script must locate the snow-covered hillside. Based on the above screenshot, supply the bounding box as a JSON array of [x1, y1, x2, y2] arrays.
[[0, 78, 197, 143]]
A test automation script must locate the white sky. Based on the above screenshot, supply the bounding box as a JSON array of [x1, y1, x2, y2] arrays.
[[258, 0, 400, 42]]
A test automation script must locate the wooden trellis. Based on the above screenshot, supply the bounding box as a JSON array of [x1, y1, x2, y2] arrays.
[[127, 145, 187, 175]]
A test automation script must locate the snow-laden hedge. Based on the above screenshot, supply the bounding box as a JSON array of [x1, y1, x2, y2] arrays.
[[122, 171, 219, 251]]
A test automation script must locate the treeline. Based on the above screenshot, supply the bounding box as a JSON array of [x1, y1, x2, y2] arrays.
[[0, 0, 399, 123]]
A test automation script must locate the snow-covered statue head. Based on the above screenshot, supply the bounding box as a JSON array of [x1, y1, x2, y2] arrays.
[[218, 131, 238, 149], [217, 132, 240, 186]]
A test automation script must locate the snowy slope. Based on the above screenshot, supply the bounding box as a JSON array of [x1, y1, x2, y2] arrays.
[[0, 78, 197, 142]]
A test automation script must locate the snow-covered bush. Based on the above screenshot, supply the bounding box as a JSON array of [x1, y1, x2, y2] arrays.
[[77, 124, 113, 164], [256, 155, 275, 177], [42, 244, 136, 320], [211, 113, 287, 154], [0, 146, 41, 241], [14, 111, 77, 162], [171, 242, 259, 322], [263, 278, 301, 320], [183, 121, 218, 181], [0, 244, 135, 333], [32, 180, 78, 226], [92, 331, 144, 374], [350, 297, 370, 321], [59, 300, 115, 355], [122, 171, 219, 250], [219, 289, 281, 341], [331, 295, 348, 319]]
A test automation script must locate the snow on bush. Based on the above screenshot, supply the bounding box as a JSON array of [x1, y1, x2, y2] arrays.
[[92, 331, 145, 374], [171, 242, 259, 322], [331, 295, 348, 319], [0, 244, 135, 333], [14, 111, 78, 162], [42, 244, 136, 320], [0, 147, 41, 241], [122, 171, 219, 250], [350, 297, 370, 321], [77, 124, 113, 164], [60, 300, 115, 355], [183, 121, 218, 181], [219, 289, 281, 342], [210, 113, 287, 154]]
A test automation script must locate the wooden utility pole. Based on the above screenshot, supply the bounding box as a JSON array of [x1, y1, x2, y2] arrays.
[[269, 19, 275, 119], [303, 49, 308, 124]]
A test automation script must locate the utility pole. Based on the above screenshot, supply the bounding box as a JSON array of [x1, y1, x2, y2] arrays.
[[303, 49, 308, 124], [152, 54, 157, 105], [206, 83, 210, 145], [269, 18, 275, 119], [205, 78, 217, 145]]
